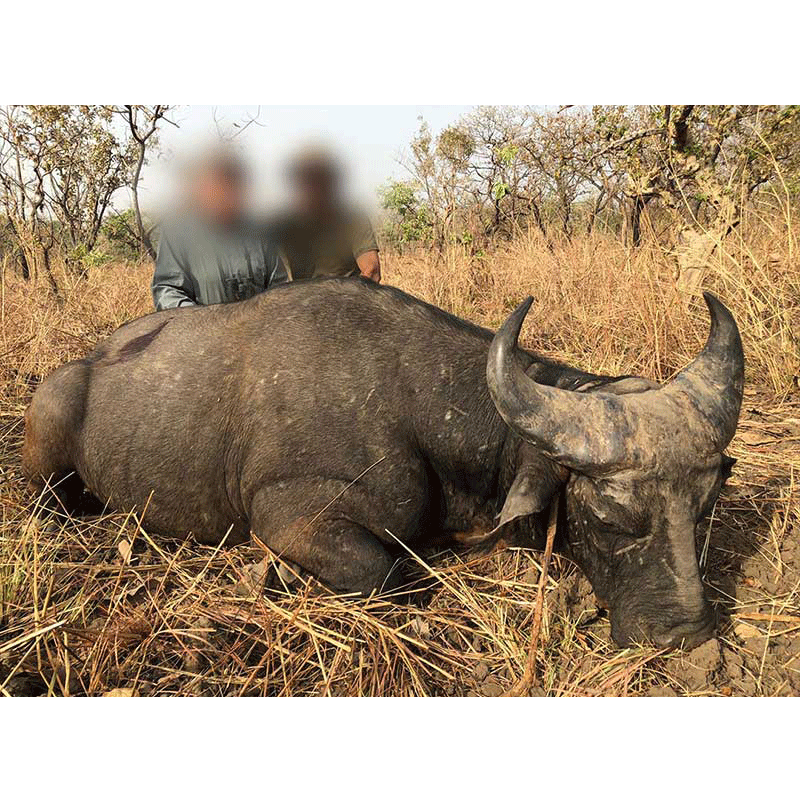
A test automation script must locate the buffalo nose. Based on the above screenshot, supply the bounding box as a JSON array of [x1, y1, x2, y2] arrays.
[[653, 612, 716, 650]]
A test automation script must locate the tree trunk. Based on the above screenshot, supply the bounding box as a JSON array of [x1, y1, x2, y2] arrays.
[[41, 243, 60, 299], [629, 195, 644, 247], [131, 145, 156, 261], [19, 250, 31, 281]]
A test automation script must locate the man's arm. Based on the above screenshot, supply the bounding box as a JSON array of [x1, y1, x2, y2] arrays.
[[353, 213, 381, 283], [151, 226, 197, 311], [356, 249, 381, 283]]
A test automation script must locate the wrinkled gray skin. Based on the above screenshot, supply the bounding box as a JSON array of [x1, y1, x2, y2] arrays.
[[23, 279, 743, 649]]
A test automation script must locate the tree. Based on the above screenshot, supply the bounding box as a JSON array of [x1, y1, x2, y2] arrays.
[[392, 105, 800, 257], [0, 105, 139, 290], [379, 180, 433, 250], [592, 105, 800, 246], [113, 105, 175, 260], [39, 106, 134, 261], [0, 106, 60, 291]]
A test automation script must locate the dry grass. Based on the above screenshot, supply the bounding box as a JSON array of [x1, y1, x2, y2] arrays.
[[1, 208, 798, 696]]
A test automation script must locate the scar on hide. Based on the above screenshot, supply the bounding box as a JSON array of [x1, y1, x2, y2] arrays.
[[98, 319, 171, 366]]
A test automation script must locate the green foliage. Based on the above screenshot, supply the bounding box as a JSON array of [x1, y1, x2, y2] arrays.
[[379, 180, 433, 248], [437, 126, 474, 164], [493, 181, 509, 201], [496, 144, 518, 166], [67, 242, 112, 272], [101, 209, 144, 261]]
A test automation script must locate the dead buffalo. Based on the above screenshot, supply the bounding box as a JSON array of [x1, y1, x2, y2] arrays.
[[22, 278, 743, 648]]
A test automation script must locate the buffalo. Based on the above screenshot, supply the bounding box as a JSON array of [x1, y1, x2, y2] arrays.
[[22, 278, 743, 648]]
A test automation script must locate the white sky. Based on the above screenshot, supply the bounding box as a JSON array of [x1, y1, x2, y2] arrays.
[[137, 105, 475, 215]]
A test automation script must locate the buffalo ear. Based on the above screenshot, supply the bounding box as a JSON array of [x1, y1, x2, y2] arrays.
[[495, 464, 564, 531]]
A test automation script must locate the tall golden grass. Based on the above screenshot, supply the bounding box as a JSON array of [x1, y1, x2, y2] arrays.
[[0, 208, 798, 696], [388, 215, 798, 396]]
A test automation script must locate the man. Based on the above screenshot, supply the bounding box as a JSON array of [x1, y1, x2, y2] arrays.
[[152, 150, 287, 311], [271, 147, 381, 283]]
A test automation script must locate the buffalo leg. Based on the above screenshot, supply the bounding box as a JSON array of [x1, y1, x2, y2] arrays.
[[250, 497, 402, 596], [22, 360, 89, 508]]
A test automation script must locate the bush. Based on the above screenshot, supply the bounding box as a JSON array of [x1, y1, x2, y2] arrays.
[[379, 180, 433, 251]]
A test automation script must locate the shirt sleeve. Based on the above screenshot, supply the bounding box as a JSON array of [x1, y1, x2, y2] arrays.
[[151, 224, 198, 311], [351, 213, 379, 258]]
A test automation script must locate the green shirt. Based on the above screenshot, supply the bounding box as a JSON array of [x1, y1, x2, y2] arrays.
[[271, 209, 379, 281], [152, 215, 288, 311]]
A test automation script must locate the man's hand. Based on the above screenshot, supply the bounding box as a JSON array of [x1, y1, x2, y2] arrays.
[[356, 250, 381, 283]]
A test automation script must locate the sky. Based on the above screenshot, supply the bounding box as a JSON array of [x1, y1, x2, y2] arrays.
[[139, 105, 475, 214]]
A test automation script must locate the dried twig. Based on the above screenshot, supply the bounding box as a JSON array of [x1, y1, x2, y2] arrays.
[[505, 500, 559, 696]]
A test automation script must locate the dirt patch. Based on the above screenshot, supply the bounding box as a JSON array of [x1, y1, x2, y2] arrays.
[[666, 639, 722, 693]]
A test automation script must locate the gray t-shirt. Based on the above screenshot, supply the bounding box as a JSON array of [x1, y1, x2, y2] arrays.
[[152, 215, 288, 311]]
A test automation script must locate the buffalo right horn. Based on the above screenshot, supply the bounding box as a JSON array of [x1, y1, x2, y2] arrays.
[[486, 292, 745, 472]]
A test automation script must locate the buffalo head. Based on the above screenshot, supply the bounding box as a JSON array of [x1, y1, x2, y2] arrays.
[[487, 293, 744, 649]]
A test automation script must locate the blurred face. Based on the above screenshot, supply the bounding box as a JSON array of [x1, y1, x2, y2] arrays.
[[293, 168, 338, 217], [191, 166, 245, 226]]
